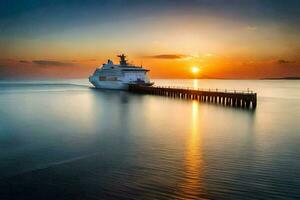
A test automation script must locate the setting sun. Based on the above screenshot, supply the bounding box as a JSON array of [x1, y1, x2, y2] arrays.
[[191, 66, 200, 74]]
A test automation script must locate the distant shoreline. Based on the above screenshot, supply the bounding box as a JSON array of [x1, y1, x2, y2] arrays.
[[261, 77, 300, 80]]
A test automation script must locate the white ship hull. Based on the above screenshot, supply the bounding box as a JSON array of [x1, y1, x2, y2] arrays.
[[89, 78, 129, 90]]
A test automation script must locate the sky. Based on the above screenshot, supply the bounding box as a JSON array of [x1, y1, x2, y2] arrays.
[[0, 0, 300, 79]]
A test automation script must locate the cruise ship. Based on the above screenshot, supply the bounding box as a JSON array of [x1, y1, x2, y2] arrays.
[[89, 54, 154, 90]]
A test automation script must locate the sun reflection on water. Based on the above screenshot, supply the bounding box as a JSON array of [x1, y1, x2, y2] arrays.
[[193, 79, 199, 89], [176, 101, 206, 199]]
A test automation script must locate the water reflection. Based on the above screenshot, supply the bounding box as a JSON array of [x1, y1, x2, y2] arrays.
[[1, 80, 299, 200], [176, 101, 206, 199]]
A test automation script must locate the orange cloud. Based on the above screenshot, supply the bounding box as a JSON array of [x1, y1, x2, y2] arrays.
[[145, 54, 189, 59]]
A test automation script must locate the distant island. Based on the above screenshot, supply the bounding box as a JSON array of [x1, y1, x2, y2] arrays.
[[262, 77, 300, 80]]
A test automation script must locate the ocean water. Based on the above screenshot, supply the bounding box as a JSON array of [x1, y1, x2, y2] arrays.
[[0, 79, 299, 200]]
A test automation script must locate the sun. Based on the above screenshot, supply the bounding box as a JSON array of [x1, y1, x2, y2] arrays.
[[191, 66, 200, 74]]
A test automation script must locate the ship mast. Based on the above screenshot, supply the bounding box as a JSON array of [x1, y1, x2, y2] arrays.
[[118, 54, 128, 66]]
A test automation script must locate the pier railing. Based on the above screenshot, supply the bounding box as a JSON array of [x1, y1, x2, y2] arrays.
[[152, 86, 255, 94], [128, 85, 257, 109]]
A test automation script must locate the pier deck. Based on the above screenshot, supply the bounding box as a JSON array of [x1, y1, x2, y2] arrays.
[[129, 85, 257, 109]]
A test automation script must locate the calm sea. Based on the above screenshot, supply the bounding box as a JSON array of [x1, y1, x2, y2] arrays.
[[0, 79, 299, 200]]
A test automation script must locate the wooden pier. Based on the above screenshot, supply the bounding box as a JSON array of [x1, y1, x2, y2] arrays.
[[129, 85, 257, 109]]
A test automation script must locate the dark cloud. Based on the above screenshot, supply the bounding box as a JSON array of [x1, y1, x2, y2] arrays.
[[146, 54, 188, 59], [278, 59, 296, 64], [71, 59, 96, 62], [32, 60, 75, 67], [19, 60, 30, 63]]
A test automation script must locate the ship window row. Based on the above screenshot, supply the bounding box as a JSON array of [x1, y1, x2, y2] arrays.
[[99, 76, 118, 81], [124, 72, 145, 78]]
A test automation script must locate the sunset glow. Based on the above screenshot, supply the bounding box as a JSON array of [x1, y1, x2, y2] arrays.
[[0, 1, 299, 79], [1, 2, 300, 199]]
